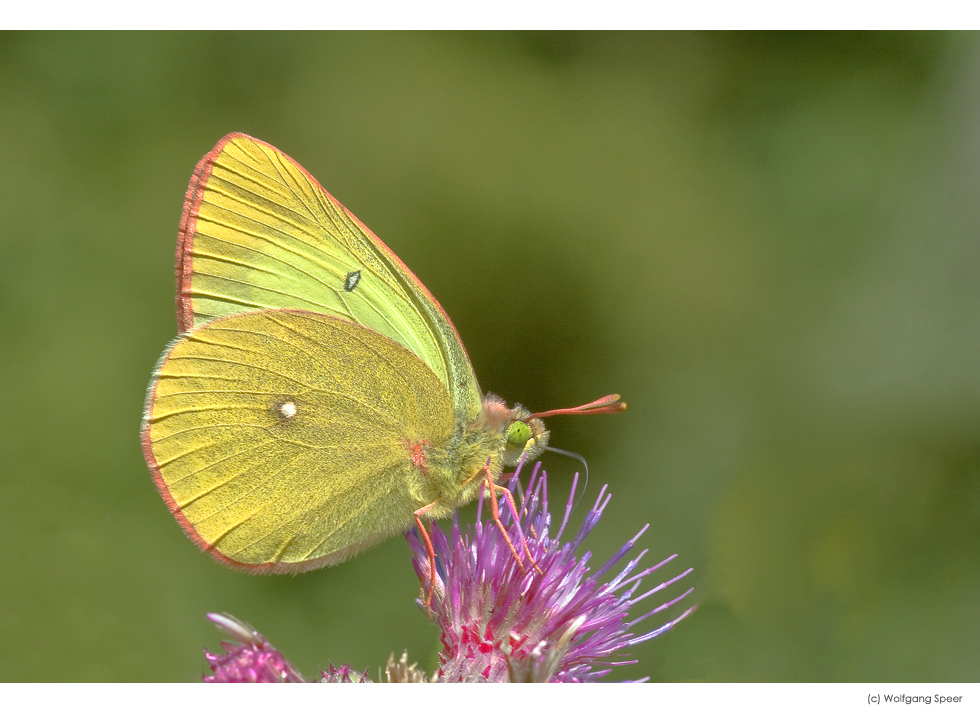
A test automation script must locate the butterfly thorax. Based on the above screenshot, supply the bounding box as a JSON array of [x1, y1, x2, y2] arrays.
[[414, 421, 504, 519], [413, 395, 550, 520]]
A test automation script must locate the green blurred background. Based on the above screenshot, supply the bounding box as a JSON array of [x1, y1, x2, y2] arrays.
[[1, 31, 978, 682]]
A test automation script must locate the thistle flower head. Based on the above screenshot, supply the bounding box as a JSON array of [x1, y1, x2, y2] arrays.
[[203, 613, 308, 683], [204, 613, 373, 683], [407, 462, 695, 682]]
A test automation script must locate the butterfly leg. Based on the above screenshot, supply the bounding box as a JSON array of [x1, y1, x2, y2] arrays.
[[412, 506, 440, 613], [483, 467, 543, 575]]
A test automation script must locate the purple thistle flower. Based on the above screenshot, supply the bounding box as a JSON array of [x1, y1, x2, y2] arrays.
[[406, 462, 695, 682], [201, 464, 693, 683], [203, 613, 308, 683], [204, 613, 373, 683]]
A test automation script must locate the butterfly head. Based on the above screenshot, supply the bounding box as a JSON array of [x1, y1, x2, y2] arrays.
[[482, 392, 628, 469], [503, 415, 549, 466], [482, 394, 551, 467]]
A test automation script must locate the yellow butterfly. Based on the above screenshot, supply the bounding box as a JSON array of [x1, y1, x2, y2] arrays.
[[141, 134, 625, 577]]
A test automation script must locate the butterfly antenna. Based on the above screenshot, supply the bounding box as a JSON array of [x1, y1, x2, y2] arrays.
[[528, 393, 626, 420], [542, 445, 590, 511], [529, 394, 624, 511]]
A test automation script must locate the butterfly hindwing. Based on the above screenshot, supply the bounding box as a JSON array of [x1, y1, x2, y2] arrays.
[[142, 308, 457, 572]]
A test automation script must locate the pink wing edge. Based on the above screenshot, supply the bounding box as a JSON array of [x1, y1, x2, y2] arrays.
[[174, 135, 222, 334]]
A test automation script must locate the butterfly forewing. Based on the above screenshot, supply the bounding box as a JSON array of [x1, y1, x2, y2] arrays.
[[177, 134, 481, 416]]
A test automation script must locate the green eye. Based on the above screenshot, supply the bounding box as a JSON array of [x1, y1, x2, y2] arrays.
[[506, 421, 532, 449]]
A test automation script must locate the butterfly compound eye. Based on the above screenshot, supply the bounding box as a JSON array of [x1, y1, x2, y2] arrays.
[[506, 420, 532, 449]]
